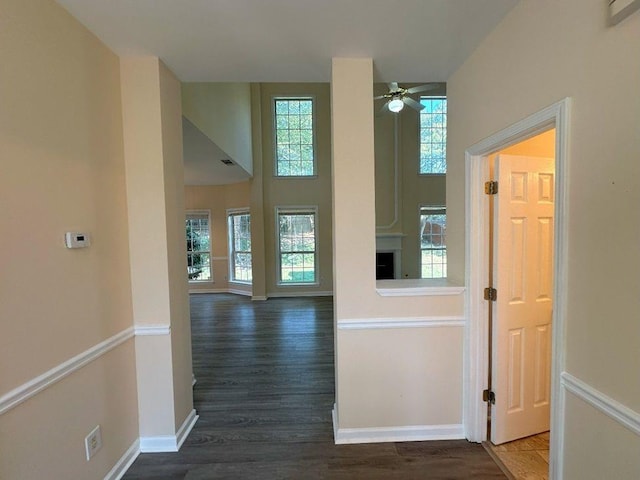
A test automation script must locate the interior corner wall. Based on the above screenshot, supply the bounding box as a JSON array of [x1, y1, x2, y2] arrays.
[[0, 0, 138, 478], [259, 83, 334, 296], [184, 182, 252, 295], [374, 93, 401, 232], [446, 0, 640, 476], [159, 61, 194, 431], [182, 82, 253, 175], [249, 83, 267, 299]]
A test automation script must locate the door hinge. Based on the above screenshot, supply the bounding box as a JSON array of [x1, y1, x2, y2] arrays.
[[484, 181, 498, 195], [484, 287, 497, 301], [483, 389, 496, 404]]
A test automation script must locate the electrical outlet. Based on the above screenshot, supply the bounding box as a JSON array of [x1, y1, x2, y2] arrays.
[[84, 425, 102, 461]]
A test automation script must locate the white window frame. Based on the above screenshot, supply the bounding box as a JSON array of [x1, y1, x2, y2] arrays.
[[418, 96, 447, 175], [273, 96, 317, 178], [186, 210, 213, 283], [419, 206, 447, 279], [227, 208, 252, 285], [275, 206, 319, 286]]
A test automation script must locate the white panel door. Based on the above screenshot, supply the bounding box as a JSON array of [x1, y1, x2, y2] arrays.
[[491, 154, 554, 445]]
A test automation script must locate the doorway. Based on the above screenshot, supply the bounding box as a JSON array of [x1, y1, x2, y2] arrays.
[[464, 99, 570, 480], [485, 131, 556, 479]]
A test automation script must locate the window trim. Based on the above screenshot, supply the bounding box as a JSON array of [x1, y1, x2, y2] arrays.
[[272, 95, 318, 178], [419, 205, 447, 279], [418, 95, 447, 176], [186, 209, 213, 283], [275, 206, 319, 286], [227, 208, 252, 285]]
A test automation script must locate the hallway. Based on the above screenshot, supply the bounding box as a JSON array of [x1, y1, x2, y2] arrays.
[[123, 294, 506, 479]]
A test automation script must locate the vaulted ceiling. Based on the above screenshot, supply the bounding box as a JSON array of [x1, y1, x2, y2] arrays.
[[55, 1, 520, 185], [55, 0, 520, 82]]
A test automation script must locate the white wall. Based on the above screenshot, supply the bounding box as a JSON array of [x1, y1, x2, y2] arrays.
[[159, 61, 195, 432], [447, 0, 640, 476], [182, 83, 253, 175], [121, 56, 195, 442], [331, 58, 464, 442], [0, 0, 138, 477]]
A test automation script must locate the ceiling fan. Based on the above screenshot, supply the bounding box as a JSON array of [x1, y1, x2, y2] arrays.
[[374, 82, 439, 113]]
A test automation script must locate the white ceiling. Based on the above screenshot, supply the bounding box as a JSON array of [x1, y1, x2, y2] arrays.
[[55, 0, 519, 82]]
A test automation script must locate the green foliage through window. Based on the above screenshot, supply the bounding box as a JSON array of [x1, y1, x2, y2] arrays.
[[420, 207, 447, 278], [274, 98, 314, 176], [228, 212, 252, 283], [186, 213, 211, 281], [278, 209, 317, 284], [419, 97, 447, 174]]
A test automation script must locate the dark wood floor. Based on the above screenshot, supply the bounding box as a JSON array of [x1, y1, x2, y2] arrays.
[[123, 294, 506, 479]]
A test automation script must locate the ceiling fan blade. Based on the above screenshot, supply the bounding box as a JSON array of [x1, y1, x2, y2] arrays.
[[404, 96, 425, 112], [388, 82, 399, 92], [406, 84, 439, 94], [379, 101, 392, 115], [373, 94, 388, 100]]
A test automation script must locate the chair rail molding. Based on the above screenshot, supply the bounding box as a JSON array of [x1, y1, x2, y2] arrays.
[[0, 327, 134, 415], [561, 372, 640, 436]]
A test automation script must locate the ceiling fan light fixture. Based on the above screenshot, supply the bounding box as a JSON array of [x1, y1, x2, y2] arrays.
[[388, 97, 404, 113]]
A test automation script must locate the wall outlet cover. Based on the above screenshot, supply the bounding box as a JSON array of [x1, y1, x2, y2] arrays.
[[84, 425, 103, 461]]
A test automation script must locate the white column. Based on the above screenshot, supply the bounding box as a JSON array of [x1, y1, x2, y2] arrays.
[[120, 57, 195, 450], [330, 58, 376, 431]]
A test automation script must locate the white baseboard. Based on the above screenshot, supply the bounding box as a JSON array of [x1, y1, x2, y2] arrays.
[[332, 406, 464, 444], [140, 409, 199, 453], [561, 372, 640, 436], [189, 288, 227, 294], [190, 290, 333, 299], [139, 409, 199, 453], [228, 288, 251, 297], [139, 435, 178, 453], [267, 290, 333, 298], [190, 288, 252, 296], [176, 409, 199, 450], [252, 296, 267, 301], [106, 410, 198, 477], [104, 439, 140, 480]]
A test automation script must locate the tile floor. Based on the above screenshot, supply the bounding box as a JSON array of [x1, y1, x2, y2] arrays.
[[489, 432, 550, 480]]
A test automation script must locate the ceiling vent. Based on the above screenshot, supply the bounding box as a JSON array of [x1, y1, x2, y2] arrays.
[[220, 159, 234, 165]]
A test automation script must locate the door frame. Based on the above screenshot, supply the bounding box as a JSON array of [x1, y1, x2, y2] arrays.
[[463, 98, 570, 480]]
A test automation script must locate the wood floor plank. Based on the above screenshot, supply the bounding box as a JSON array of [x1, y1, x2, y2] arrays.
[[123, 294, 506, 479]]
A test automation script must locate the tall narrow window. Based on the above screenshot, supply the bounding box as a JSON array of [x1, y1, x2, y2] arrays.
[[186, 211, 211, 282], [420, 206, 447, 278], [228, 210, 252, 284], [274, 98, 315, 177], [419, 96, 447, 174], [277, 207, 317, 284]]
